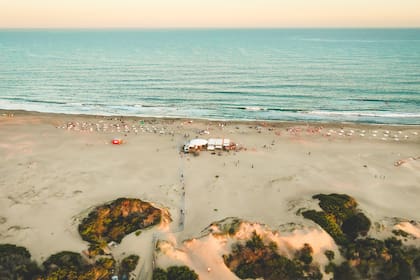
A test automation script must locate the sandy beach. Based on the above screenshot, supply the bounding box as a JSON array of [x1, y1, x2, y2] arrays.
[[1, 110, 419, 279]]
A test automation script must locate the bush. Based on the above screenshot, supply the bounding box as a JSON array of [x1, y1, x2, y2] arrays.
[[167, 266, 199, 280], [78, 198, 162, 245], [152, 268, 168, 280], [331, 261, 357, 280], [224, 233, 321, 280], [296, 243, 313, 265], [325, 250, 335, 261], [313, 194, 357, 221], [303, 194, 372, 246], [414, 256, 420, 274], [392, 229, 410, 238], [341, 213, 371, 240], [302, 210, 347, 245], [153, 266, 198, 280], [301, 194, 420, 279], [41, 252, 116, 280], [43, 251, 85, 272], [87, 243, 105, 258], [245, 231, 265, 250], [120, 255, 139, 274], [0, 244, 41, 279]]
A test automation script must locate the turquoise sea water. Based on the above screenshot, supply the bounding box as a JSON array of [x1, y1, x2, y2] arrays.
[[0, 29, 420, 124]]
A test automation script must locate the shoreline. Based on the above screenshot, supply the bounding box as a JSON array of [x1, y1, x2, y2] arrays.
[[2, 108, 420, 129]]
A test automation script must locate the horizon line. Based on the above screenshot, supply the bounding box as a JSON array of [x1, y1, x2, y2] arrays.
[[1, 26, 420, 30]]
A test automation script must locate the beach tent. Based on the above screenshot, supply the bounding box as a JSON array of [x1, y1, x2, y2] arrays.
[[185, 138, 234, 153], [207, 138, 217, 150], [214, 139, 223, 149], [189, 138, 208, 147], [223, 139, 230, 148], [207, 138, 231, 150]]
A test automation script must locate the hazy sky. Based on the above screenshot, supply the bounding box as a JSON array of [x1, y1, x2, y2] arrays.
[[1, 0, 420, 28]]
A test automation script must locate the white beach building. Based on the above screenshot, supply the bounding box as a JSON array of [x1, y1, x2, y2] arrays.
[[223, 138, 231, 148], [207, 138, 217, 151], [184, 138, 235, 153], [207, 138, 231, 150], [184, 138, 208, 153]]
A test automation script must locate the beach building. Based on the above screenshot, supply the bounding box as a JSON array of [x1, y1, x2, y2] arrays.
[[207, 138, 231, 150], [184, 138, 208, 153], [207, 138, 216, 151], [184, 138, 235, 153], [214, 138, 223, 149], [223, 138, 231, 149]]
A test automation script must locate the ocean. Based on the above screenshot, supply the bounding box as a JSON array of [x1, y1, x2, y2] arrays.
[[0, 29, 420, 124]]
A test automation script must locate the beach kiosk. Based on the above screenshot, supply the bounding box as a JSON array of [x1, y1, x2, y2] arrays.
[[207, 138, 232, 151], [207, 138, 216, 151], [184, 138, 236, 153], [214, 138, 223, 149], [184, 138, 208, 153], [223, 138, 231, 149]]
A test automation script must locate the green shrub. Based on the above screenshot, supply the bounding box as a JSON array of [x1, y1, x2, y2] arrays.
[[43, 251, 85, 272], [245, 231, 265, 250], [78, 198, 162, 245], [302, 210, 348, 245], [224, 233, 321, 280], [167, 266, 199, 280], [392, 229, 410, 238], [152, 268, 168, 280], [313, 194, 357, 221], [153, 266, 198, 280], [414, 256, 420, 274], [296, 243, 313, 265], [331, 261, 357, 280], [325, 250, 335, 261], [0, 244, 41, 279], [301, 194, 420, 279], [303, 194, 372, 245], [341, 213, 371, 240], [120, 255, 139, 273]]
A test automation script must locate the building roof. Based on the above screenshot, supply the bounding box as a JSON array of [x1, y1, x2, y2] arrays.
[[208, 138, 217, 145], [214, 139, 223, 146], [188, 139, 208, 147]]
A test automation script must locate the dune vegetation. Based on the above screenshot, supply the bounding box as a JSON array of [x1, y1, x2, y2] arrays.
[[0, 244, 41, 279], [2, 194, 419, 279], [0, 246, 141, 280], [0, 198, 164, 279], [78, 198, 163, 245], [152, 265, 199, 280], [223, 231, 323, 280], [303, 193, 420, 280]]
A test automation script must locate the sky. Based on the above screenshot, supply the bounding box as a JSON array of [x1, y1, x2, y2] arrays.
[[1, 0, 420, 28]]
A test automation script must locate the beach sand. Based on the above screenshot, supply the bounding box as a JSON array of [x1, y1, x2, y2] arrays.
[[1, 110, 419, 279]]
